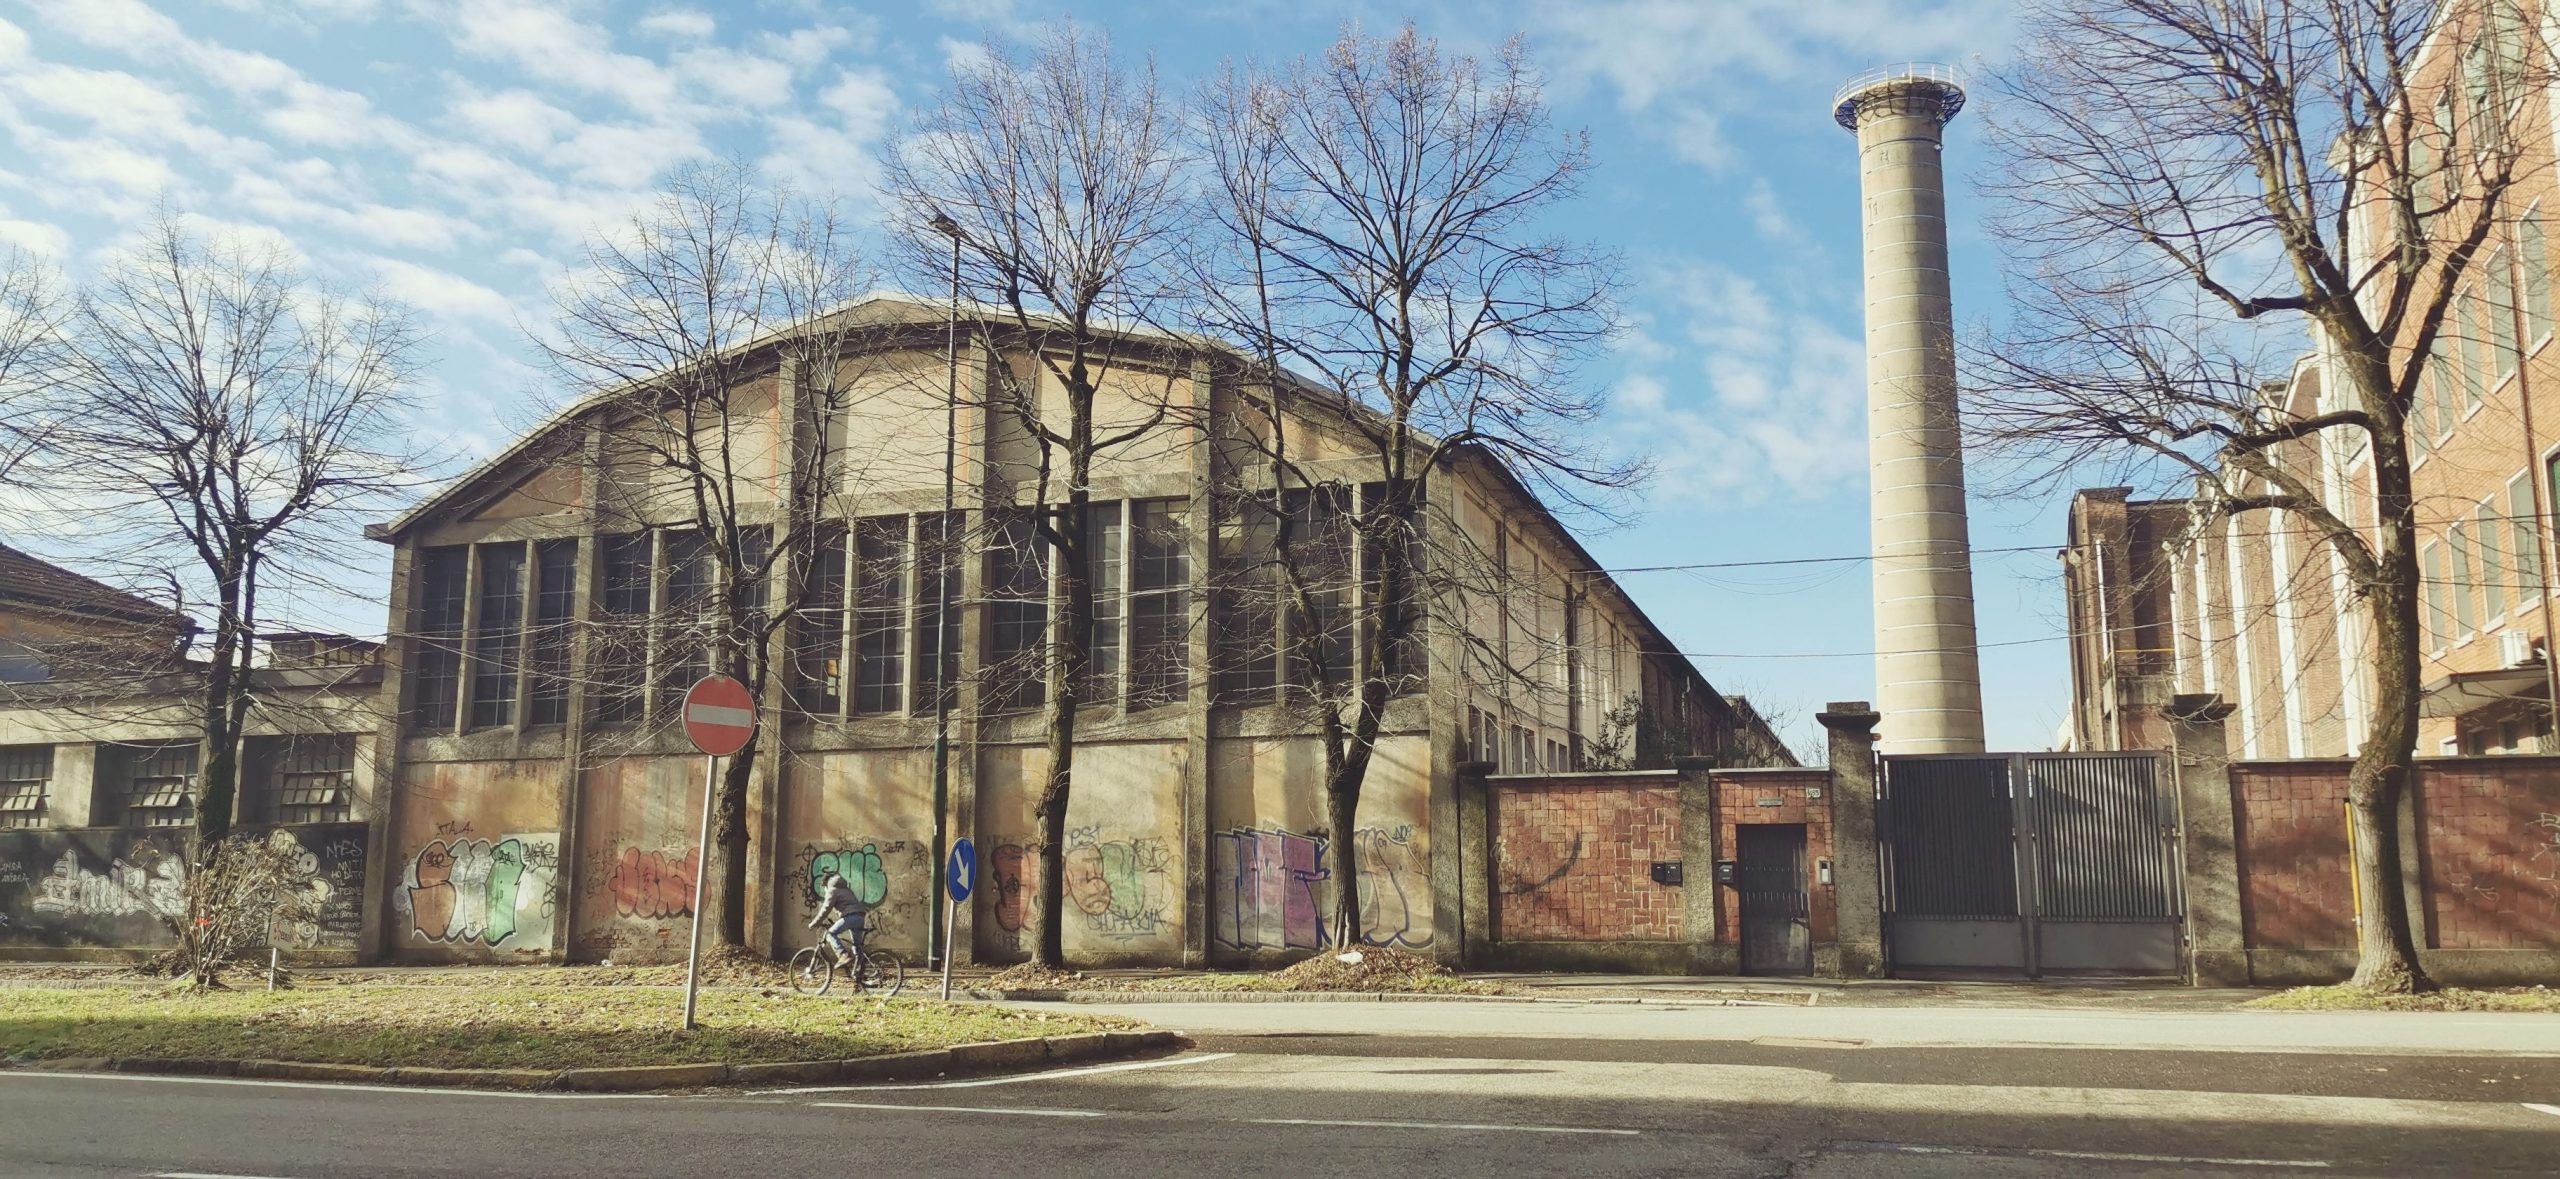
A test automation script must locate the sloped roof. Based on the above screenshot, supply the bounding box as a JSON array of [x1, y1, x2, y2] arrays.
[[0, 541, 184, 628]]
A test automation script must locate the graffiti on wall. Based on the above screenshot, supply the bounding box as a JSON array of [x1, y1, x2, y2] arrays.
[[1066, 827, 1172, 941], [2, 824, 367, 950], [792, 839, 931, 945], [1211, 824, 1432, 951], [394, 834, 559, 948], [984, 842, 1034, 950], [605, 846, 697, 920]]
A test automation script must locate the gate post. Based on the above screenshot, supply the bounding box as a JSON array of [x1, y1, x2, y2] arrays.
[[1817, 701, 1886, 978], [2167, 693, 2246, 987], [1674, 756, 1726, 974], [1455, 759, 1495, 969]]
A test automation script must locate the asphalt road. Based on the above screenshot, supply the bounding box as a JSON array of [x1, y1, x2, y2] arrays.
[[3, 1000, 2557, 1178]]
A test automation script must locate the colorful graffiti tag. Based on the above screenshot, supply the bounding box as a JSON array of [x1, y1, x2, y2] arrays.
[[607, 846, 696, 920], [395, 834, 560, 948], [1211, 824, 1431, 951], [1064, 827, 1171, 941], [792, 839, 931, 945]]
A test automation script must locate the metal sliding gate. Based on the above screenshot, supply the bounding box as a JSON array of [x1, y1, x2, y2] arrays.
[[1877, 752, 2183, 977]]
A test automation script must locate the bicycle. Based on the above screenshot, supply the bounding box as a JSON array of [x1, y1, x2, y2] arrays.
[[787, 912, 903, 998]]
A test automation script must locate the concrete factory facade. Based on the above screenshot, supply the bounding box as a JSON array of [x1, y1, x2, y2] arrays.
[[0, 296, 1791, 967]]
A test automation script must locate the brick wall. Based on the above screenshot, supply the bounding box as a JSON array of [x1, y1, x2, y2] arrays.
[[1490, 775, 1682, 942], [2231, 757, 2560, 953], [2230, 762, 2356, 950], [2416, 758, 2560, 950], [1710, 770, 1835, 945]]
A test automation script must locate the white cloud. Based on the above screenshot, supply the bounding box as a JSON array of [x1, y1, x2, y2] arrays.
[[1609, 263, 1866, 502], [430, 0, 677, 111], [761, 67, 898, 197], [365, 255, 517, 325], [0, 215, 71, 258], [672, 47, 796, 109], [636, 9, 716, 40], [448, 88, 581, 155]]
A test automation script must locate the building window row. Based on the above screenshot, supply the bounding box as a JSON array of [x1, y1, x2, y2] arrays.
[[0, 744, 50, 829], [411, 538, 580, 733], [2421, 469, 2549, 653], [1211, 484, 1422, 708]]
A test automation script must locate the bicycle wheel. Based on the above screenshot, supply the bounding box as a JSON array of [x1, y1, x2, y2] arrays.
[[787, 946, 835, 997], [857, 949, 904, 998]]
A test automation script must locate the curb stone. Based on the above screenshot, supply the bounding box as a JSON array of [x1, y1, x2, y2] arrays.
[[555, 1062, 730, 1092], [391, 1066, 555, 1090], [9, 1031, 1190, 1093], [969, 988, 1791, 1007]]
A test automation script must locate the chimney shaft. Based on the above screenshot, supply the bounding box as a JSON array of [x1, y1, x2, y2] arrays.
[[1836, 66, 1986, 754]]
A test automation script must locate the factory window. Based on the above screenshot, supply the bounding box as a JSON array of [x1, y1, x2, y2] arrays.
[[117, 743, 197, 829], [0, 745, 51, 829], [408, 546, 468, 731]]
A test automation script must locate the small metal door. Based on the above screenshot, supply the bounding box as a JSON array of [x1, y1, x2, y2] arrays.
[[1737, 824, 1811, 976]]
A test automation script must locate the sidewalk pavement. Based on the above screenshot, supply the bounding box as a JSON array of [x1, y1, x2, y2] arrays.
[[1048, 994, 2560, 1057]]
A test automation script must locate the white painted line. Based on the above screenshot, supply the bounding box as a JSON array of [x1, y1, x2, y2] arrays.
[[1252, 1117, 1640, 1137], [809, 1100, 1106, 1118], [153, 1172, 309, 1179], [2525, 1102, 2560, 1118], [0, 1071, 661, 1101], [767, 1051, 1234, 1094], [686, 703, 754, 727], [1860, 1142, 2328, 1169]]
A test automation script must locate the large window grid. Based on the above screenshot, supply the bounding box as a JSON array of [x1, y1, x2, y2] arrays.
[[985, 513, 1049, 714], [247, 734, 356, 825], [0, 744, 50, 829], [118, 742, 197, 829], [526, 539, 578, 726], [468, 543, 526, 729], [408, 548, 467, 729], [415, 538, 583, 735], [1211, 485, 1414, 707], [792, 514, 964, 720]]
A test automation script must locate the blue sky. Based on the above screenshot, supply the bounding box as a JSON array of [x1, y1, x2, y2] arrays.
[[0, 0, 2065, 752]]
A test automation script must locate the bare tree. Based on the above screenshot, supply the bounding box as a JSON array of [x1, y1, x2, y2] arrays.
[[1967, 0, 2552, 991], [1194, 26, 1629, 948], [883, 27, 1190, 968], [0, 248, 66, 489], [537, 160, 875, 951], [34, 214, 424, 872]]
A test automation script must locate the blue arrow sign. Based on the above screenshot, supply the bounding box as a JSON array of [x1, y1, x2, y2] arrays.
[[947, 837, 977, 903]]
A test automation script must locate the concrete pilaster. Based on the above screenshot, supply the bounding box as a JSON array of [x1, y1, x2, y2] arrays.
[[365, 541, 415, 963], [2167, 693, 2247, 986], [1839, 69, 1984, 755], [1453, 759, 1493, 966], [1674, 755, 1719, 971], [549, 423, 605, 964], [1817, 701, 1885, 978], [1180, 354, 1215, 968], [50, 743, 98, 827]]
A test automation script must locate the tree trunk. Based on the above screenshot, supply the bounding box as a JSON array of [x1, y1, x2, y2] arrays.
[[2349, 431, 2434, 993], [1324, 765, 1360, 951], [712, 730, 756, 949], [1033, 452, 1095, 969], [193, 564, 247, 862]]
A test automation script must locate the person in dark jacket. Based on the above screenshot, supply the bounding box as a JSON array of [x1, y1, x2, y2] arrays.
[[809, 870, 870, 963]]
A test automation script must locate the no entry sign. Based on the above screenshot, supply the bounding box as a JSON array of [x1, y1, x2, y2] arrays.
[[682, 675, 756, 756]]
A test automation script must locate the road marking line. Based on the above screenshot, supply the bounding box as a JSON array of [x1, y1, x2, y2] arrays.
[[809, 1100, 1106, 1118], [153, 1172, 310, 1178], [2526, 1102, 2560, 1118], [1854, 1142, 2328, 1169], [0, 1072, 659, 1100], [768, 1051, 1234, 1094], [1251, 1117, 1639, 1137]]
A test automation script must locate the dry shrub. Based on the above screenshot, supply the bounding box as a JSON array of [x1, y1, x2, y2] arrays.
[[1269, 947, 1484, 993], [988, 963, 1084, 991]]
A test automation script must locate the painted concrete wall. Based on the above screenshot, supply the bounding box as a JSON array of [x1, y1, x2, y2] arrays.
[[1207, 734, 1433, 958], [772, 747, 939, 961], [568, 756, 704, 964], [387, 758, 563, 961], [973, 739, 1189, 963]]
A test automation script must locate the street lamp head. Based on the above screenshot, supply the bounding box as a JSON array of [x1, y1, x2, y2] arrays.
[[928, 211, 962, 240]]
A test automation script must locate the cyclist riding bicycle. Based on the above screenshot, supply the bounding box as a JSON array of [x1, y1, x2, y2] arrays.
[[808, 870, 870, 964]]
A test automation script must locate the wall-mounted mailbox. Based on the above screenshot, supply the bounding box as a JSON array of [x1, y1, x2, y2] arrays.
[[1817, 857, 1834, 886], [1713, 860, 1737, 885], [1650, 861, 1683, 886]]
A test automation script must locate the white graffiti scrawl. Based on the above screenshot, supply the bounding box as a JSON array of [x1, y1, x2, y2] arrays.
[[29, 850, 186, 921]]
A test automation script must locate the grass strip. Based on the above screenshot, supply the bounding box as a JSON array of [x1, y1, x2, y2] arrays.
[[0, 985, 1134, 1071], [2244, 984, 2560, 1013]]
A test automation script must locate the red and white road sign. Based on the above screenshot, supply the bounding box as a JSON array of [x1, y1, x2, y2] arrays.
[[682, 675, 756, 757]]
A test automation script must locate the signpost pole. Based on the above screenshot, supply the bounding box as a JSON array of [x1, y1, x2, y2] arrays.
[[680, 751, 717, 1031], [941, 891, 956, 1002]]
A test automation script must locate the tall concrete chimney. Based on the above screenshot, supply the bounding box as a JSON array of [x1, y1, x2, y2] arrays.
[[1835, 64, 1986, 754]]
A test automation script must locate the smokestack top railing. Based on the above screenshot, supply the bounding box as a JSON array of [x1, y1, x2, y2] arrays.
[[1834, 62, 1967, 130]]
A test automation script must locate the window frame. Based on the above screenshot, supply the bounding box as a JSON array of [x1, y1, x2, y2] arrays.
[[0, 744, 52, 830]]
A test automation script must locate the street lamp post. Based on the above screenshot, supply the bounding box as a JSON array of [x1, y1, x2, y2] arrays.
[[928, 211, 962, 970]]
